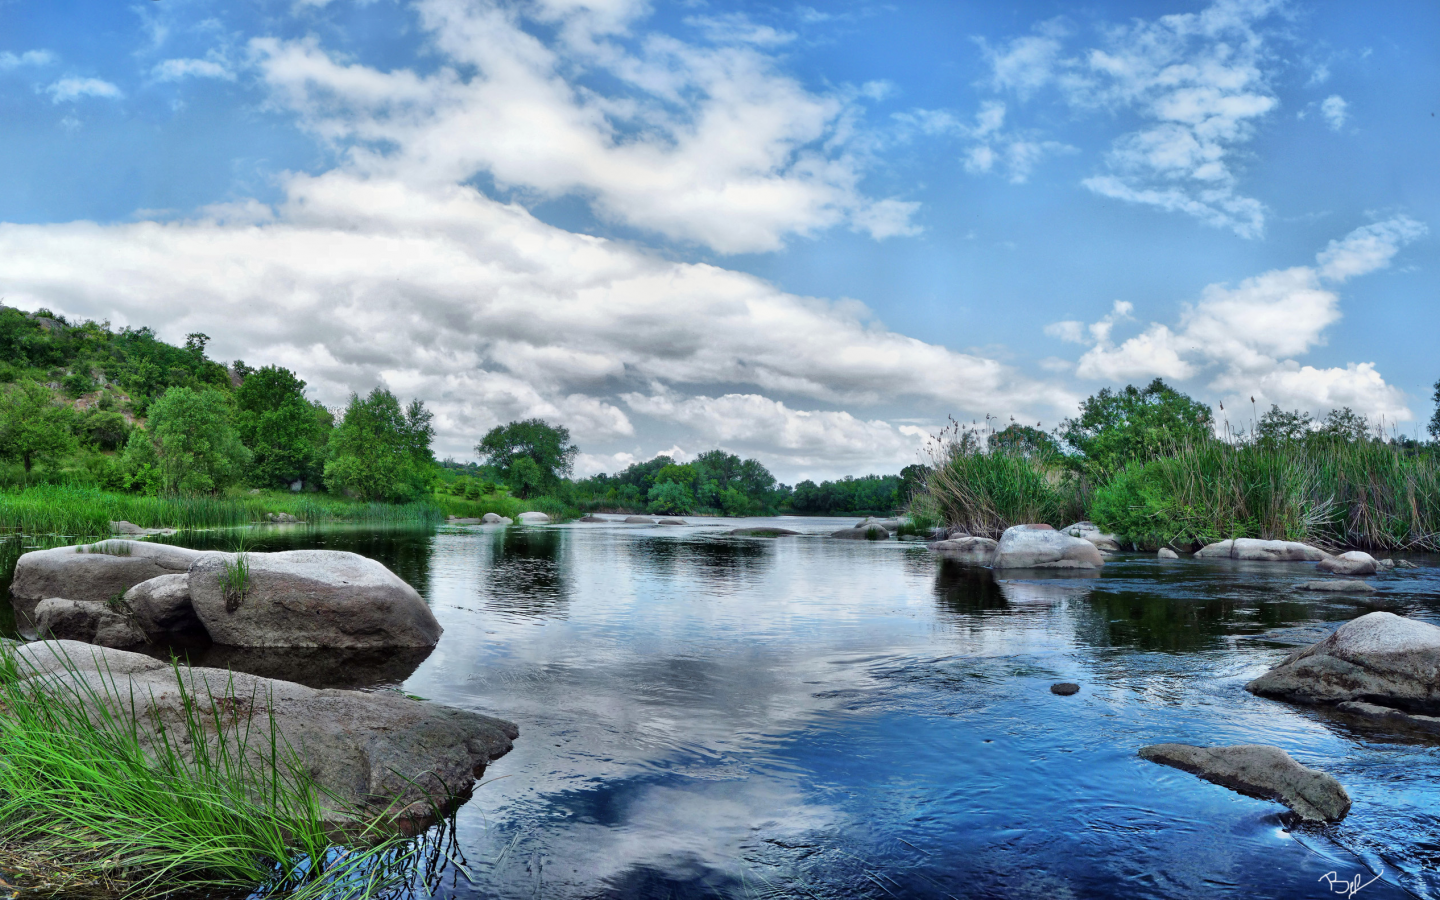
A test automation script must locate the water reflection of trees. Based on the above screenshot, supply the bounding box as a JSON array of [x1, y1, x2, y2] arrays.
[[624, 535, 773, 593], [484, 527, 570, 617], [932, 561, 1007, 617]]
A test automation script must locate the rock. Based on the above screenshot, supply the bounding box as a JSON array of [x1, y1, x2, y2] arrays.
[[124, 574, 203, 636], [448, 517, 482, 525], [577, 515, 606, 523], [729, 527, 800, 537], [189, 550, 443, 649], [856, 517, 903, 532], [1245, 612, 1440, 710], [517, 511, 551, 525], [1138, 743, 1350, 823], [831, 524, 890, 541], [947, 527, 971, 539], [657, 518, 687, 525], [10, 640, 517, 828], [1317, 551, 1378, 576], [623, 515, 655, 524], [992, 525, 1104, 570], [1158, 548, 1180, 559], [481, 512, 512, 525], [927, 536, 998, 566], [1061, 521, 1123, 552], [1298, 580, 1376, 593], [1395, 560, 1420, 569], [1377, 558, 1396, 569], [34, 599, 147, 649], [1194, 538, 1327, 562], [1337, 701, 1440, 736], [110, 520, 145, 535], [1050, 682, 1080, 696], [266, 512, 300, 524], [10, 541, 214, 633]]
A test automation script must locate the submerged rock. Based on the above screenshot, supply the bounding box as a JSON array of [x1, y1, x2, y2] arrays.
[[927, 536, 998, 566], [1194, 538, 1327, 562], [1297, 580, 1376, 593], [517, 511, 551, 525], [10, 640, 517, 828], [992, 525, 1104, 570], [189, 550, 443, 649], [1138, 743, 1350, 823], [730, 527, 800, 537], [1245, 612, 1440, 711], [34, 598, 147, 649], [831, 524, 890, 541], [1158, 548, 1180, 559], [124, 573, 203, 637], [1050, 682, 1080, 696], [1337, 701, 1440, 736], [10, 541, 213, 633], [577, 515, 606, 523], [1318, 551, 1379, 576]]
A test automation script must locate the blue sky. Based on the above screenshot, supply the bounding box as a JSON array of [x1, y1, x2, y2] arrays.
[[0, 0, 1435, 480]]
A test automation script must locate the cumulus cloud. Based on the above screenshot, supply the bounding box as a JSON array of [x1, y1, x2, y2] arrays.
[[1320, 94, 1348, 131], [981, 0, 1283, 238], [1050, 218, 1425, 423], [0, 50, 54, 70], [247, 0, 914, 254], [45, 77, 123, 103]]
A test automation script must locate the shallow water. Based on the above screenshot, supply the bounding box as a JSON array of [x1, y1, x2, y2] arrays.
[[7, 520, 1440, 899]]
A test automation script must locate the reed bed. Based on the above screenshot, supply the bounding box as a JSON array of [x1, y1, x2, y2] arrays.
[[915, 438, 1084, 540]]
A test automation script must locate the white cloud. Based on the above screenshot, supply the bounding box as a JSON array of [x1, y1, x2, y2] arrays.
[[152, 57, 235, 82], [1077, 324, 1194, 382], [1314, 216, 1426, 282], [984, 0, 1283, 238], [902, 100, 1074, 184], [248, 0, 914, 255], [0, 50, 54, 70], [1320, 94, 1347, 131], [45, 77, 123, 103], [684, 13, 795, 47]]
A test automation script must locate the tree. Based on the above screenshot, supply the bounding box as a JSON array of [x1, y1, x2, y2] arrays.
[[1316, 406, 1370, 442], [475, 419, 577, 497], [988, 423, 1060, 457], [122, 386, 249, 493], [1059, 379, 1214, 477], [647, 481, 693, 515], [1255, 405, 1314, 444], [324, 388, 436, 502], [0, 381, 76, 474], [234, 365, 333, 488], [1432, 378, 1440, 442]]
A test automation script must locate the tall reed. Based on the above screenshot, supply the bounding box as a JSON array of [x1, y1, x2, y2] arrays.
[[915, 427, 1085, 539]]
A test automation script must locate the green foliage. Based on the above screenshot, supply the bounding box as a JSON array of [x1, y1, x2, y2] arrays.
[[233, 367, 333, 489], [789, 474, 901, 515], [0, 381, 78, 475], [324, 388, 436, 502], [475, 419, 577, 499], [916, 426, 1084, 539], [1058, 378, 1213, 479], [1256, 404, 1314, 444], [1316, 406, 1371, 442], [124, 386, 250, 494], [646, 480, 693, 515], [76, 408, 130, 451], [573, 449, 786, 515], [988, 422, 1060, 456], [1431, 378, 1440, 442]]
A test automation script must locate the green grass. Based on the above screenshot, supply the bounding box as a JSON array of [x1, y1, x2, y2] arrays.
[[0, 485, 445, 538], [0, 642, 448, 898], [913, 441, 1084, 540]]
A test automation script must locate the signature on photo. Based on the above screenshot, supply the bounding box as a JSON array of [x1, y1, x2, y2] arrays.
[[1319, 867, 1383, 898]]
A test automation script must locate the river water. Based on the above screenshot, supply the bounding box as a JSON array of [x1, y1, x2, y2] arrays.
[[5, 519, 1440, 899]]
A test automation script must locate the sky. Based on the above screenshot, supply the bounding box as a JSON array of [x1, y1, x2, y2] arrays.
[[0, 0, 1435, 483]]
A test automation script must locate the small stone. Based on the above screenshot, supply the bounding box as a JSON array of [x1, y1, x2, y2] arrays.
[[1050, 682, 1080, 696], [1158, 548, 1180, 559]]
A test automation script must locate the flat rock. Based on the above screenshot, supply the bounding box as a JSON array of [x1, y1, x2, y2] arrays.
[[1138, 743, 1350, 822], [657, 518, 687, 525], [1337, 700, 1440, 736], [856, 517, 903, 532], [1158, 548, 1180, 559], [1245, 612, 1440, 710], [577, 515, 606, 523], [1298, 580, 1376, 593], [1318, 551, 1379, 576], [1050, 682, 1080, 696], [993, 525, 1104, 569], [927, 536, 998, 566], [10, 541, 214, 633], [1194, 538, 1327, 562], [831, 524, 891, 541], [624, 516, 656, 524], [124, 573, 203, 636], [189, 550, 443, 649], [10, 640, 517, 828], [34, 598, 147, 649], [730, 527, 800, 537], [516, 511, 551, 525]]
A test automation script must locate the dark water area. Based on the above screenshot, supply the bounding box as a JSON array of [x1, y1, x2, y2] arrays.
[[5, 520, 1440, 899]]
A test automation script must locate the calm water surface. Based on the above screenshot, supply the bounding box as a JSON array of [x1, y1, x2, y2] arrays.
[[7, 520, 1440, 899]]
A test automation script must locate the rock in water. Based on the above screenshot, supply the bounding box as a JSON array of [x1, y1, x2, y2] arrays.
[[110, 520, 146, 535], [1194, 538, 1327, 562], [10, 640, 516, 828], [657, 518, 687, 525], [1317, 551, 1379, 576], [927, 536, 998, 566], [1060, 521, 1123, 552], [992, 525, 1104, 569], [189, 550, 443, 649], [1245, 611, 1440, 710], [1297, 580, 1376, 593], [1051, 682, 1080, 696], [448, 517, 482, 525], [1158, 548, 1180, 559], [10, 541, 212, 633], [831, 524, 891, 541], [517, 511, 551, 525], [124, 574, 204, 637], [34, 599, 147, 649], [1337, 701, 1440, 736], [481, 512, 512, 524], [1138, 743, 1350, 822], [624, 516, 655, 524], [577, 515, 606, 523], [730, 527, 800, 537]]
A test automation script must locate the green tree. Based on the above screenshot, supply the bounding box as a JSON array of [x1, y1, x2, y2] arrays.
[[123, 386, 249, 493], [1255, 405, 1314, 444], [647, 480, 693, 515], [1431, 378, 1440, 442], [77, 408, 130, 451], [1316, 406, 1370, 442], [1059, 378, 1214, 478], [0, 381, 77, 474], [988, 422, 1060, 457], [475, 419, 577, 497], [232, 366, 333, 488], [323, 388, 436, 501]]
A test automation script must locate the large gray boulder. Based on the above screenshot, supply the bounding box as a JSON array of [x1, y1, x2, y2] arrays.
[[1158, 548, 1180, 559], [927, 536, 998, 566], [1138, 743, 1350, 822], [1245, 612, 1440, 710], [10, 640, 516, 827], [189, 550, 443, 649], [1194, 538, 1327, 562], [1061, 521, 1123, 552], [1317, 551, 1379, 576], [481, 512, 512, 525], [831, 524, 891, 541], [10, 541, 213, 632], [992, 525, 1104, 569], [34, 598, 147, 649], [517, 511, 550, 525], [123, 574, 203, 637]]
